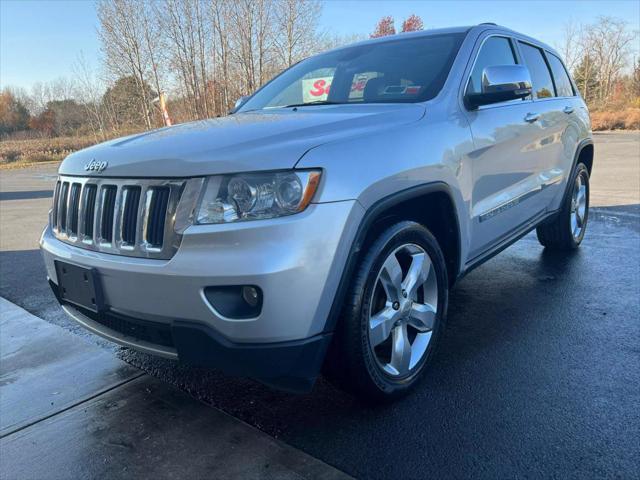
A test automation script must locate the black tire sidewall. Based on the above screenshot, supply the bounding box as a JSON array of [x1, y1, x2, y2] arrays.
[[568, 163, 590, 245], [354, 222, 448, 398]]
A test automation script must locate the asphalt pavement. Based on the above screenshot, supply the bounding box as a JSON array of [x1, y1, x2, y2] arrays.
[[1, 132, 638, 479]]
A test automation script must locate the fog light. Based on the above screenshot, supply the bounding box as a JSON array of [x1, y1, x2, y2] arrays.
[[242, 286, 260, 307], [203, 285, 263, 319]]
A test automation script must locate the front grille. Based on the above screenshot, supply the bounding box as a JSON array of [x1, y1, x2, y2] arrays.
[[51, 175, 196, 259]]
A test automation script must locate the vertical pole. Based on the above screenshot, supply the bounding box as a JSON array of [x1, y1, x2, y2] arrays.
[[159, 92, 172, 127]]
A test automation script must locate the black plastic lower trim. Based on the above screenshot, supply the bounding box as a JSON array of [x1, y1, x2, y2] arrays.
[[48, 279, 330, 393], [462, 209, 557, 276], [172, 321, 332, 393]]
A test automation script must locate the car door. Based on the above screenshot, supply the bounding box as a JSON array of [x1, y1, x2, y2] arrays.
[[463, 35, 558, 261], [515, 41, 571, 213], [539, 49, 585, 211]]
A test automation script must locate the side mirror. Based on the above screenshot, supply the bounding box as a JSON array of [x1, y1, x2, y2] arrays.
[[232, 95, 249, 113], [465, 65, 532, 109]]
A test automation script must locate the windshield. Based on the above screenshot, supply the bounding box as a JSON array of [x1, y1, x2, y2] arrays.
[[237, 32, 466, 112]]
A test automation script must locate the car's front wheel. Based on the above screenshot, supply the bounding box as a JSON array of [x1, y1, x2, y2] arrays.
[[326, 221, 448, 402]]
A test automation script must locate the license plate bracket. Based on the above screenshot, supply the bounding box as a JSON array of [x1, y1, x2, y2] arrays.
[[55, 261, 105, 313]]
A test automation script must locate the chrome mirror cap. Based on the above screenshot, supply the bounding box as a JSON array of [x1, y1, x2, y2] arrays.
[[466, 64, 532, 109]]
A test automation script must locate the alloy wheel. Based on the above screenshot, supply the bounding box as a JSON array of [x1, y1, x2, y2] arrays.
[[368, 244, 438, 377], [570, 171, 588, 240]]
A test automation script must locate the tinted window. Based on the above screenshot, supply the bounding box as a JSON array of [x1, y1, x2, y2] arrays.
[[547, 53, 574, 97], [519, 42, 555, 99], [467, 36, 516, 95], [238, 33, 465, 111]]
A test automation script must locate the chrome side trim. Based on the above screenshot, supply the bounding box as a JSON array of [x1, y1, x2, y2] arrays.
[[478, 174, 564, 223], [479, 187, 540, 222]]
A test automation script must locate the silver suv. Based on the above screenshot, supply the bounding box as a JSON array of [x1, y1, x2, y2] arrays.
[[41, 25, 593, 401]]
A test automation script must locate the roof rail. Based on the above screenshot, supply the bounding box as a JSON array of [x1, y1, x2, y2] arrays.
[[479, 22, 497, 26]]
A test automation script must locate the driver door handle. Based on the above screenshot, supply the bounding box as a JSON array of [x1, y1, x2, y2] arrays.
[[524, 112, 540, 123], [563, 106, 574, 114]]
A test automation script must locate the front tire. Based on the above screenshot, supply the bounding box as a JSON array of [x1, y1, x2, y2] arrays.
[[537, 162, 590, 250], [326, 221, 448, 403]]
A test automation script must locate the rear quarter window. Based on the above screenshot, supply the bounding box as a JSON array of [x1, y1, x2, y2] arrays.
[[547, 53, 575, 97]]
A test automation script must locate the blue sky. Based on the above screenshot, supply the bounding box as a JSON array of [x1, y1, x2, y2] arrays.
[[1, 0, 639, 89]]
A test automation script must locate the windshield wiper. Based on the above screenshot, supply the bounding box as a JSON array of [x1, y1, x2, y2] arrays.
[[283, 100, 343, 108]]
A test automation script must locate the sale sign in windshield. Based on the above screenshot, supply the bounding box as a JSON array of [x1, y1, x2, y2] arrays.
[[302, 77, 332, 102], [301, 73, 379, 103]]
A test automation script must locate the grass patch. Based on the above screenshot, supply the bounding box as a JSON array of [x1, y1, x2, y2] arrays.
[[591, 108, 640, 131], [0, 135, 99, 168]]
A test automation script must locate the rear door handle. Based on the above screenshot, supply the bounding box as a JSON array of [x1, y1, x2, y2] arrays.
[[563, 106, 574, 114], [524, 113, 540, 123]]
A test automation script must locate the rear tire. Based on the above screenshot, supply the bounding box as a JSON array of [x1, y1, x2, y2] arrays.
[[537, 163, 590, 250], [325, 221, 448, 403]]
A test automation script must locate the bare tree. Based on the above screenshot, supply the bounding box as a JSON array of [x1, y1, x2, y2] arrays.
[[274, 0, 321, 68], [72, 52, 108, 140], [560, 16, 637, 108], [97, 0, 155, 128], [161, 0, 214, 119], [210, 0, 233, 113], [557, 20, 582, 72], [10, 0, 335, 135], [586, 17, 636, 105], [229, 0, 277, 93]]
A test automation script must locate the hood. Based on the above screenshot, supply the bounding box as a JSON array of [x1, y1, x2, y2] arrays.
[[59, 103, 425, 178]]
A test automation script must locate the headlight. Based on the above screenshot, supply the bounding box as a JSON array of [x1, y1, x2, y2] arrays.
[[196, 170, 321, 224]]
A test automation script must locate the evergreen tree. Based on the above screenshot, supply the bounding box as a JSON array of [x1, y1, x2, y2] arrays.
[[573, 55, 598, 104]]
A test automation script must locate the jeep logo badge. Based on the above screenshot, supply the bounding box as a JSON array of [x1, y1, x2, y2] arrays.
[[84, 159, 108, 173]]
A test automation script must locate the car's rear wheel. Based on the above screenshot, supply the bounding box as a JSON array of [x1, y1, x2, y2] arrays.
[[537, 162, 590, 250], [325, 221, 448, 402]]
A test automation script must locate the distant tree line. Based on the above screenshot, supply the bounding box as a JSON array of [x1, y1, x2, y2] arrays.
[[559, 16, 639, 110], [2, 0, 351, 140], [1, 10, 638, 140]]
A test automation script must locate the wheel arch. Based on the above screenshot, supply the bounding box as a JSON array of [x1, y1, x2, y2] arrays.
[[560, 138, 594, 206], [577, 140, 594, 175], [323, 182, 461, 334]]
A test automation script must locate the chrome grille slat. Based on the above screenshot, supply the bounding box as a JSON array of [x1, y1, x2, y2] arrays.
[[58, 182, 70, 234], [100, 185, 117, 244], [81, 184, 97, 242], [51, 175, 195, 260], [52, 181, 61, 229], [68, 183, 82, 237], [76, 183, 86, 240], [121, 186, 141, 247], [147, 187, 170, 248]]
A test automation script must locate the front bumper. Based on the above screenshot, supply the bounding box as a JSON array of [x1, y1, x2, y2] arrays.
[[41, 200, 364, 390]]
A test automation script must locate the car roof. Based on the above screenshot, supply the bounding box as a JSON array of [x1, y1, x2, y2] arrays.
[[321, 24, 560, 58]]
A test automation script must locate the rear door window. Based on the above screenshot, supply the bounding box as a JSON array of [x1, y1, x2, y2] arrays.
[[518, 42, 555, 99], [546, 53, 575, 97], [467, 36, 517, 95]]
